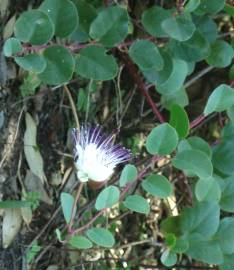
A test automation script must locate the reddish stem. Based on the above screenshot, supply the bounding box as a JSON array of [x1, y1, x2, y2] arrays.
[[122, 53, 165, 123], [189, 114, 206, 129], [72, 209, 105, 235]]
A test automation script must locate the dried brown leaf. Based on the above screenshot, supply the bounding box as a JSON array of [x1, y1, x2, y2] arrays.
[[2, 208, 22, 248], [24, 113, 45, 183]]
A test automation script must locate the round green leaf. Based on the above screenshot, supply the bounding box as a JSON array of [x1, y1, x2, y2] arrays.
[[157, 58, 188, 94], [119, 164, 137, 187], [169, 104, 189, 138], [204, 84, 234, 115], [219, 175, 234, 212], [206, 40, 234, 68], [194, 15, 218, 43], [141, 6, 173, 38], [60, 192, 74, 224], [15, 54, 46, 73], [70, 0, 97, 43], [213, 141, 234, 176], [14, 10, 54, 45], [172, 149, 213, 178], [169, 31, 210, 62], [38, 45, 75, 85], [178, 136, 212, 158], [76, 45, 118, 80], [161, 87, 189, 110], [195, 0, 225, 14], [184, 0, 201, 12], [95, 186, 120, 210], [86, 228, 115, 248], [181, 201, 220, 237], [161, 13, 195, 41], [195, 177, 221, 202], [40, 0, 79, 38], [3, 38, 22, 57], [142, 174, 173, 198], [186, 233, 223, 265], [69, 235, 93, 249], [89, 6, 128, 47], [161, 250, 177, 267], [146, 123, 178, 155], [142, 49, 173, 85], [217, 217, 234, 254], [123, 195, 150, 214], [129, 40, 164, 71]]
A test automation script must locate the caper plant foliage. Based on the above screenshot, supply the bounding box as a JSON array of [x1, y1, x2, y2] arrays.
[[3, 0, 234, 268]]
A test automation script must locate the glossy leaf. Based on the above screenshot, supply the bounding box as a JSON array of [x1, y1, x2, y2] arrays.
[[169, 104, 189, 138]]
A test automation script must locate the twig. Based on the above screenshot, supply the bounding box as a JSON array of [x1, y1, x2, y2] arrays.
[[189, 114, 206, 129], [72, 209, 106, 235], [63, 85, 80, 131], [184, 66, 214, 88], [121, 52, 165, 123], [68, 182, 84, 233]]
